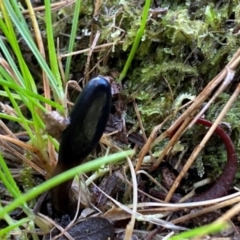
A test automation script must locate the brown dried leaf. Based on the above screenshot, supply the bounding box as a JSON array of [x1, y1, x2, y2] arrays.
[[59, 217, 114, 240]]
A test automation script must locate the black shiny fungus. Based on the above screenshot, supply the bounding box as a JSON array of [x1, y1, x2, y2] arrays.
[[51, 76, 112, 216], [59, 76, 112, 168]]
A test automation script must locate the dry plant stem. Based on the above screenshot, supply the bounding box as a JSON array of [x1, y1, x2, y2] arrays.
[[151, 116, 192, 171], [93, 0, 101, 16], [135, 117, 169, 172], [162, 75, 174, 101], [60, 41, 124, 58], [84, 31, 100, 83], [26, 0, 51, 111], [123, 167, 134, 203], [0, 137, 44, 174], [214, 201, 240, 225], [22, 0, 75, 15], [104, 192, 240, 222], [193, 207, 239, 240], [127, 192, 240, 209], [125, 169, 168, 204], [26, 0, 54, 175], [87, 57, 104, 76], [165, 116, 238, 202], [124, 157, 138, 240], [189, 68, 235, 128], [138, 206, 185, 215], [150, 102, 193, 149], [63, 81, 78, 117], [166, 74, 225, 134], [133, 194, 240, 228], [229, 47, 240, 68], [165, 47, 240, 138], [0, 120, 18, 139], [38, 213, 74, 240], [137, 170, 168, 193], [0, 57, 19, 83], [133, 101, 147, 141], [172, 195, 240, 225], [89, 0, 102, 68], [101, 47, 111, 65], [162, 232, 175, 240], [0, 135, 37, 151], [57, 38, 67, 88]]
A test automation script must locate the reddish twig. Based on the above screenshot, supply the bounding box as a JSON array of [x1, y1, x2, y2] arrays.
[[190, 118, 237, 202], [150, 118, 238, 202]]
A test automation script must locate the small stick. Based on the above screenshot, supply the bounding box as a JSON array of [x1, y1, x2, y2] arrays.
[[189, 67, 235, 128], [172, 195, 240, 225], [124, 156, 138, 240], [84, 31, 101, 83], [133, 101, 147, 141], [22, 0, 75, 15], [151, 116, 192, 171], [165, 47, 240, 138], [165, 115, 238, 202], [135, 117, 169, 172], [60, 41, 124, 58]]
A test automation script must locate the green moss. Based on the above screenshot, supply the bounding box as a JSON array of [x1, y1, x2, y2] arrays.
[[40, 0, 240, 184]]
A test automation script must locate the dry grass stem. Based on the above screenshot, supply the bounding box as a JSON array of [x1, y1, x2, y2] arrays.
[[60, 41, 124, 58], [165, 81, 240, 202], [165, 47, 240, 138], [137, 170, 168, 193], [172, 194, 240, 225], [124, 157, 137, 240], [135, 117, 170, 172], [83, 31, 101, 83], [152, 116, 193, 171], [189, 68, 236, 128], [0, 57, 20, 84], [133, 101, 147, 141], [22, 0, 75, 15]]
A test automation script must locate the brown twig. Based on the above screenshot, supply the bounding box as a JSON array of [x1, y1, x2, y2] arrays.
[[172, 195, 240, 225], [163, 47, 240, 139], [22, 0, 75, 15], [165, 118, 238, 203], [84, 31, 101, 83], [60, 41, 124, 58], [151, 116, 193, 171], [135, 117, 169, 172]]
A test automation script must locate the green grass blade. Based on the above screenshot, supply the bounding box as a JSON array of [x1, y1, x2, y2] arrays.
[[0, 113, 33, 125], [44, 0, 62, 87], [0, 150, 133, 217], [0, 155, 32, 215], [0, 217, 30, 236], [2, 85, 34, 139], [0, 3, 34, 89], [0, 37, 25, 86], [64, 0, 82, 82], [4, 0, 64, 101], [119, 0, 151, 81], [169, 222, 227, 240], [0, 67, 63, 111]]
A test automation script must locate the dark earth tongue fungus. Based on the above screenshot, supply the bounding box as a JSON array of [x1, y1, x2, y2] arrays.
[[51, 76, 112, 217]]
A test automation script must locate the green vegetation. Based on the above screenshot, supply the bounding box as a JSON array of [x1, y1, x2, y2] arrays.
[[0, 0, 239, 239]]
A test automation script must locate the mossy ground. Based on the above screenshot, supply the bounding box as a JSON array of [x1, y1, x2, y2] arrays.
[[1, 0, 240, 238], [66, 0, 240, 181]]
